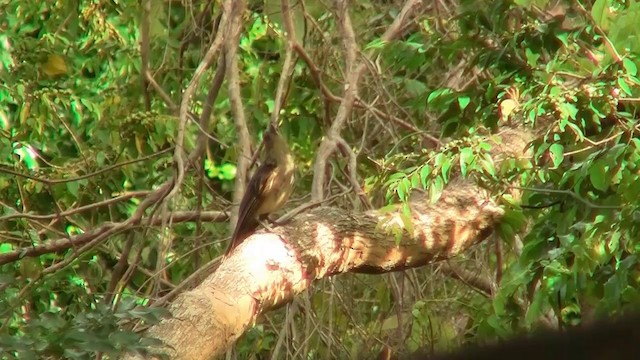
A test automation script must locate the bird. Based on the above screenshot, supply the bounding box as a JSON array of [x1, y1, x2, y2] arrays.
[[225, 124, 295, 256]]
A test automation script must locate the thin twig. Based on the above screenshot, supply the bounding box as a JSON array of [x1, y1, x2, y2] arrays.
[[336, 137, 372, 210], [164, 2, 230, 206], [0, 191, 150, 222], [188, 53, 227, 163], [104, 233, 136, 304], [0, 147, 173, 184], [140, 0, 152, 110], [225, 0, 252, 230], [310, 0, 424, 201], [271, 0, 299, 126], [507, 184, 622, 210], [310, 0, 360, 201], [0, 210, 227, 266]]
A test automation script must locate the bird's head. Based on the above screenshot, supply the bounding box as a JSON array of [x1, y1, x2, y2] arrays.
[[263, 123, 290, 160]]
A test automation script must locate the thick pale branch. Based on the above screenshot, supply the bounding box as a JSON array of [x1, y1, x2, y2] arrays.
[[134, 182, 503, 359], [125, 123, 533, 360]]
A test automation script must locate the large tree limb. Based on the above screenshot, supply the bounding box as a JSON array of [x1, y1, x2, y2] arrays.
[[121, 123, 533, 359], [126, 181, 503, 359]]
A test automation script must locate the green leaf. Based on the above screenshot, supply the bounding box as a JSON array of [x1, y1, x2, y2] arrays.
[[591, 0, 611, 30], [219, 163, 237, 180], [66, 181, 79, 198], [440, 157, 452, 183], [458, 96, 470, 111], [559, 102, 578, 120], [427, 88, 452, 104], [399, 203, 414, 237], [525, 48, 540, 67], [589, 159, 609, 191], [480, 156, 496, 178], [459, 147, 474, 177], [405, 79, 428, 97], [420, 165, 431, 188], [0, 243, 12, 253], [429, 176, 444, 203], [365, 38, 387, 50], [623, 58, 638, 76], [410, 172, 421, 189], [548, 143, 564, 168], [397, 177, 411, 201], [526, 290, 546, 325], [617, 77, 632, 96]]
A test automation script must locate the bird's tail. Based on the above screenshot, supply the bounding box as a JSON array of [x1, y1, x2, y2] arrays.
[[225, 217, 259, 256]]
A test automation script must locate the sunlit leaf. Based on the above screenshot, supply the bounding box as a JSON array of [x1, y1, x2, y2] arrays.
[[617, 78, 632, 96], [623, 58, 638, 76], [420, 165, 431, 188], [548, 143, 564, 168], [591, 0, 611, 30], [458, 96, 470, 111], [459, 147, 474, 177], [499, 99, 518, 122]]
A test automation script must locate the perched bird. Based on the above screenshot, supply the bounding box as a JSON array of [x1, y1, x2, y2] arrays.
[[225, 124, 295, 256]]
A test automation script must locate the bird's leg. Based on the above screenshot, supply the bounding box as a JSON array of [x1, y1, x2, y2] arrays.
[[257, 218, 275, 232], [258, 215, 290, 231], [264, 214, 293, 227]]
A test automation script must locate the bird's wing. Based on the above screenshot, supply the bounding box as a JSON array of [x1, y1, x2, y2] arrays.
[[226, 160, 278, 255]]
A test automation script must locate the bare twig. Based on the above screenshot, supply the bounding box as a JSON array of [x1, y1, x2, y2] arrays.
[[105, 233, 136, 304], [189, 53, 227, 270], [271, 0, 299, 126], [441, 262, 493, 298], [0, 210, 227, 266], [0, 147, 173, 185], [140, 0, 151, 110], [506, 184, 621, 210], [336, 137, 372, 209], [0, 191, 150, 222], [573, 0, 623, 65], [310, 0, 424, 201], [188, 53, 227, 163], [164, 2, 230, 206], [144, 70, 176, 109], [145, 69, 226, 148], [310, 0, 360, 201], [225, 0, 252, 230]]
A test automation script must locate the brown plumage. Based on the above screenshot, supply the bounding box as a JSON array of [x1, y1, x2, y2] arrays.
[[225, 125, 295, 256]]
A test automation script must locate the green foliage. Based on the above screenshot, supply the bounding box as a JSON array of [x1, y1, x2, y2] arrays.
[[0, 299, 169, 360], [374, 0, 640, 347]]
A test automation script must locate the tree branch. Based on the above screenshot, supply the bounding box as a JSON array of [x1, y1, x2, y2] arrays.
[[164, 1, 230, 205], [225, 0, 252, 231], [0, 210, 227, 266], [132, 182, 504, 359], [310, 0, 424, 201]]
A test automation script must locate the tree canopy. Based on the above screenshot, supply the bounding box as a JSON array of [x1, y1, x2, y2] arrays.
[[1, 0, 639, 359]]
